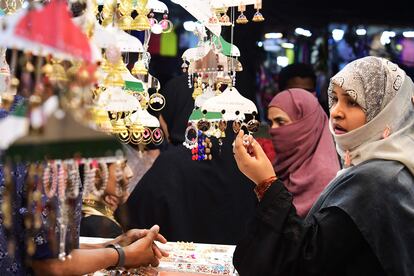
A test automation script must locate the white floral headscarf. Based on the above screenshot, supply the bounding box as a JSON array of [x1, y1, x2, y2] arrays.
[[328, 56, 414, 175], [328, 56, 404, 122]]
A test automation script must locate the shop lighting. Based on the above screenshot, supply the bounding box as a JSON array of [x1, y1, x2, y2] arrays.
[[332, 29, 344, 41], [264, 32, 283, 39], [277, 56, 289, 67], [380, 31, 396, 45], [281, 42, 294, 49], [403, 31, 414, 38], [257, 41, 263, 47], [295, 28, 312, 37], [356, 28, 367, 36]]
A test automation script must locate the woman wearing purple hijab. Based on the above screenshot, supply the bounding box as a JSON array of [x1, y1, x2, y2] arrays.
[[267, 88, 340, 217]]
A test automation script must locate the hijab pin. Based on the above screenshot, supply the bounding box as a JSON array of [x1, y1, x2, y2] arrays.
[[382, 125, 391, 139]]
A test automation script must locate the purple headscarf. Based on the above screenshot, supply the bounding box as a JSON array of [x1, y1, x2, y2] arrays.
[[268, 89, 339, 217]]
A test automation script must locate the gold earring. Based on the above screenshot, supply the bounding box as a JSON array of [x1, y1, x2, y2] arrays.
[[236, 5, 248, 24]]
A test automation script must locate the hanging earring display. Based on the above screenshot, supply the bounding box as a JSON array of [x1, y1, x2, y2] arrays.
[[236, 5, 248, 24], [149, 91, 166, 111]]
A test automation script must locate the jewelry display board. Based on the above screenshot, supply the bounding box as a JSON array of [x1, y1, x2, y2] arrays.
[[80, 237, 238, 276]]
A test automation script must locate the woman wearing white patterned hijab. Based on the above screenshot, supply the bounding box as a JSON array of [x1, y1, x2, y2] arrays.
[[328, 56, 414, 174]]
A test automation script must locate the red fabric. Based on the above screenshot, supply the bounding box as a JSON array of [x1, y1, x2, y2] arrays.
[[256, 137, 276, 164], [148, 33, 161, 55], [14, 0, 91, 62], [268, 89, 340, 217]]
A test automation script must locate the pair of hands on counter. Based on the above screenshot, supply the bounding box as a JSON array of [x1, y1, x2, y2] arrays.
[[233, 130, 277, 185], [105, 225, 169, 268]]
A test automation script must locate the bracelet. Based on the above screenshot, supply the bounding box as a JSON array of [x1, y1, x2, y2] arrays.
[[254, 176, 277, 201], [106, 243, 125, 269]]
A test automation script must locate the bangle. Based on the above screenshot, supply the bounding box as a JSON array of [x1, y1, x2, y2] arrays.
[[106, 243, 125, 269], [254, 176, 277, 201]]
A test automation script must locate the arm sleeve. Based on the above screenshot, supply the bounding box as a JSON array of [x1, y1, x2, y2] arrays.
[[233, 180, 365, 276]]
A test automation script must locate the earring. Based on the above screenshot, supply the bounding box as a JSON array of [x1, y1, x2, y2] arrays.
[[91, 162, 108, 197], [148, 9, 158, 26], [82, 160, 96, 197], [43, 161, 58, 198], [151, 127, 164, 145], [57, 162, 68, 200], [218, 120, 227, 137], [181, 60, 189, 73], [131, 0, 151, 31], [252, 1, 265, 22], [118, 0, 134, 30], [129, 119, 144, 145], [232, 119, 242, 133], [184, 123, 198, 149], [208, 11, 219, 24], [66, 160, 80, 199], [142, 127, 152, 144], [196, 130, 205, 161], [149, 90, 166, 111], [192, 77, 203, 99], [247, 116, 260, 134], [159, 10, 173, 33], [204, 137, 212, 160], [197, 118, 211, 132], [220, 8, 232, 26], [236, 5, 248, 24]]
